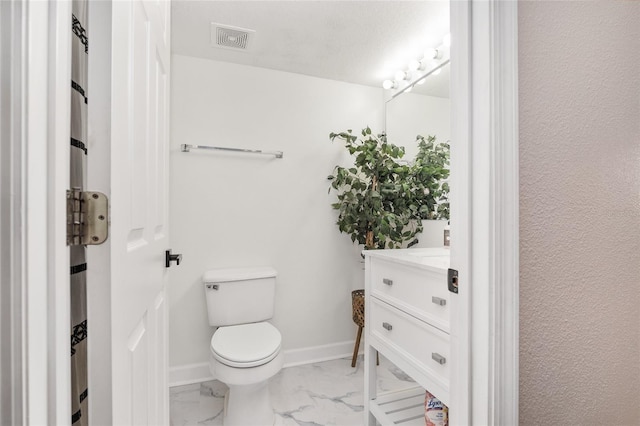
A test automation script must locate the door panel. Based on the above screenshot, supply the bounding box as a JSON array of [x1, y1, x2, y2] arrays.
[[153, 52, 168, 238], [128, 317, 148, 425], [109, 0, 170, 424], [129, 0, 149, 240]]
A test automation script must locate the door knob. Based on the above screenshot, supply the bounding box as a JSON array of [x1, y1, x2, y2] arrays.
[[165, 249, 182, 268]]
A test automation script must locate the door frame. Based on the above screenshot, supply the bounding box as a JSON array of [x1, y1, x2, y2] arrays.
[[5, 0, 518, 424], [85, 1, 114, 422], [451, 0, 519, 424], [1, 0, 71, 424]]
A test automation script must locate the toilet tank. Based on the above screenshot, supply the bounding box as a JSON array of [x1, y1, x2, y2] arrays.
[[203, 267, 277, 327]]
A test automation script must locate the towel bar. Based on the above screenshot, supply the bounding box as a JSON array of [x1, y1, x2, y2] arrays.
[[181, 144, 283, 159]]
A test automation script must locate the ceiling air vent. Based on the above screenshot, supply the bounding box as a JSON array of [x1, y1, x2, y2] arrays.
[[210, 23, 255, 52]]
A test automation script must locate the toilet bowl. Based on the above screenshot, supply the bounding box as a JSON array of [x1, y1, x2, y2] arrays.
[[203, 267, 283, 426], [209, 322, 283, 425]]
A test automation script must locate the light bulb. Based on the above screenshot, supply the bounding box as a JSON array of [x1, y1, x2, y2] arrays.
[[425, 47, 441, 60], [394, 70, 408, 81], [443, 33, 451, 48], [382, 80, 397, 90], [408, 60, 420, 71]]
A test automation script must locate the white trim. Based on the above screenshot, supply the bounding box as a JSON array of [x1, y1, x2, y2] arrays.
[[86, 1, 114, 423], [169, 363, 213, 388], [450, 1, 519, 424], [30, 1, 72, 423], [1, 0, 72, 424], [25, 2, 51, 422], [0, 1, 27, 423], [465, 0, 520, 424], [488, 1, 519, 424], [449, 1, 472, 424], [470, 1, 493, 421], [282, 340, 357, 369], [169, 340, 358, 387], [47, 1, 72, 424]]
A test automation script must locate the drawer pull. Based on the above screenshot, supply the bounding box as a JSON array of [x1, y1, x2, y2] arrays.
[[382, 278, 393, 286], [382, 322, 393, 331], [432, 353, 447, 365], [432, 296, 447, 306]]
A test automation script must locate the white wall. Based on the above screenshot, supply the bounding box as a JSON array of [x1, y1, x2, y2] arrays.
[[169, 54, 383, 372], [519, 1, 640, 424], [385, 92, 450, 160]]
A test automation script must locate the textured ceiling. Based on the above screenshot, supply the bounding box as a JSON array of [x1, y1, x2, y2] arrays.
[[171, 1, 450, 97]]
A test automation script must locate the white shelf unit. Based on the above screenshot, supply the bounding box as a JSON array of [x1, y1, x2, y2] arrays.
[[369, 387, 425, 426], [363, 248, 451, 426]]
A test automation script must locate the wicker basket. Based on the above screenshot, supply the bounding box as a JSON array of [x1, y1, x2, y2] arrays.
[[351, 289, 365, 327]]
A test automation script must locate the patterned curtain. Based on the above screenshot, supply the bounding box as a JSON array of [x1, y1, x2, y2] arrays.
[[70, 0, 88, 424]]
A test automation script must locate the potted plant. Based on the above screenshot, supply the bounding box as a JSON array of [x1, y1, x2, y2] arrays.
[[327, 127, 424, 251], [408, 135, 450, 247], [328, 127, 428, 367]]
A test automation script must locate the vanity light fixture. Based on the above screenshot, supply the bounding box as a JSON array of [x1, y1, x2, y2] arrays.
[[381, 33, 451, 91]]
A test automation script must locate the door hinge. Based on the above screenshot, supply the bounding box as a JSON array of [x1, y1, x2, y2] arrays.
[[448, 268, 458, 294], [67, 188, 109, 246]]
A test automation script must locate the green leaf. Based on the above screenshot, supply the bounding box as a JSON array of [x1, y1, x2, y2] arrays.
[[327, 127, 450, 250]]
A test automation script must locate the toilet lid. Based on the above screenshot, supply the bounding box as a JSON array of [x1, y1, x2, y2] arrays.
[[211, 322, 281, 368]]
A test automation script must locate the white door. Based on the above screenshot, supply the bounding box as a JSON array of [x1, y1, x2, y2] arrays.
[[109, 0, 171, 424]]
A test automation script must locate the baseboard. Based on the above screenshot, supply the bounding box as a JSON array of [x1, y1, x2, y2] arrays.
[[169, 340, 357, 388], [281, 340, 356, 368], [169, 362, 214, 388]]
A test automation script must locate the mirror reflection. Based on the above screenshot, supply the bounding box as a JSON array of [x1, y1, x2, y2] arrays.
[[385, 63, 450, 160]]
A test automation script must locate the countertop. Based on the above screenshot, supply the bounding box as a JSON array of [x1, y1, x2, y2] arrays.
[[363, 247, 450, 272]]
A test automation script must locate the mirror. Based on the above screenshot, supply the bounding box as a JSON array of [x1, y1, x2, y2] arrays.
[[384, 62, 451, 248], [384, 63, 451, 160]]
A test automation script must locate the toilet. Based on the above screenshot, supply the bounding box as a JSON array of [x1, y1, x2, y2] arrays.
[[204, 267, 283, 426]]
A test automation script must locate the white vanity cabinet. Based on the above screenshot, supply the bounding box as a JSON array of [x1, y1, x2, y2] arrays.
[[363, 248, 452, 426]]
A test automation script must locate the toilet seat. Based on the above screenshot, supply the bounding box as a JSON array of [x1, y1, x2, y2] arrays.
[[211, 322, 281, 368]]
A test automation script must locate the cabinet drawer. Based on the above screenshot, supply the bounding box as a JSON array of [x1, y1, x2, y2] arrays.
[[370, 297, 450, 393], [371, 258, 449, 332]]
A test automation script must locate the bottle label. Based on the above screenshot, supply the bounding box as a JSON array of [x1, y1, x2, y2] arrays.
[[425, 391, 448, 426], [426, 410, 447, 426]]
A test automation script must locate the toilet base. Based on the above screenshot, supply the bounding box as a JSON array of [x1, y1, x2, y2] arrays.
[[210, 352, 283, 426], [224, 381, 274, 426]]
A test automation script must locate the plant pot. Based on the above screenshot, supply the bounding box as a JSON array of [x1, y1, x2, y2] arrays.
[[351, 289, 365, 327], [413, 219, 448, 248], [350, 289, 378, 367]]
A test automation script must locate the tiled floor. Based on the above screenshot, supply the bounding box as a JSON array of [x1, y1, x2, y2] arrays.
[[170, 355, 416, 426]]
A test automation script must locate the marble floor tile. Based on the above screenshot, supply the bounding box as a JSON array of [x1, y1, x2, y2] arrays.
[[170, 355, 416, 426]]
